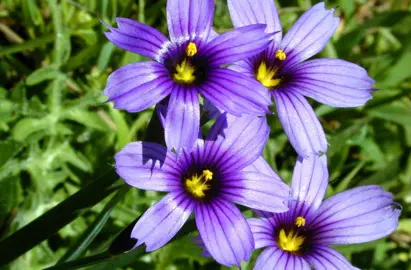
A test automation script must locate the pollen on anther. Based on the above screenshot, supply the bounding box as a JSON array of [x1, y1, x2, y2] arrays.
[[186, 42, 198, 57], [202, 170, 213, 181], [275, 50, 286, 61], [295, 216, 306, 227]]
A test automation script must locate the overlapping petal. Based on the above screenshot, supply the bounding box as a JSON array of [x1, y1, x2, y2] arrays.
[[166, 0, 214, 42], [244, 156, 279, 179], [247, 218, 276, 249], [221, 171, 289, 213], [202, 24, 273, 67], [195, 199, 254, 267], [273, 90, 327, 157], [227, 0, 282, 44], [291, 155, 328, 212], [204, 114, 269, 173], [254, 246, 311, 270], [305, 245, 359, 270], [104, 61, 172, 112], [114, 142, 181, 192], [280, 2, 340, 70], [104, 18, 169, 61], [164, 84, 200, 153], [311, 185, 401, 245], [199, 68, 271, 117], [289, 59, 374, 107], [131, 192, 195, 251]]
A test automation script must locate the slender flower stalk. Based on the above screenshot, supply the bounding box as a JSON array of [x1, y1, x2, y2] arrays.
[[227, 1, 375, 157], [244, 156, 401, 269], [114, 114, 290, 267], [103, 0, 274, 153]]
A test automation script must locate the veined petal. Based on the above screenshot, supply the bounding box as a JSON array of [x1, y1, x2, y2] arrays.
[[221, 171, 289, 213], [244, 156, 279, 179], [228, 59, 254, 77], [115, 142, 182, 192], [204, 114, 269, 173], [166, 0, 214, 42], [199, 68, 271, 116], [202, 24, 273, 67], [164, 85, 200, 153], [280, 2, 340, 70], [247, 218, 276, 249], [289, 59, 374, 107], [131, 192, 194, 251], [291, 155, 328, 213], [104, 18, 169, 61], [104, 61, 172, 112], [311, 185, 401, 245], [227, 0, 282, 44], [254, 246, 311, 270], [305, 245, 359, 270], [195, 199, 254, 267], [273, 91, 327, 157]]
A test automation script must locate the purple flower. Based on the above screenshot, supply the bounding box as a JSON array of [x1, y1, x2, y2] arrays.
[[245, 156, 401, 269], [103, 0, 274, 153], [114, 114, 290, 267], [227, 1, 374, 157]]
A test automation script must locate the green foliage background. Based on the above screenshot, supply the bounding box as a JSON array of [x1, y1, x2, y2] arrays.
[[0, 0, 410, 269]]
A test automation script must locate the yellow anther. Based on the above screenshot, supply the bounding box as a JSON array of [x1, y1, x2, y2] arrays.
[[185, 170, 213, 198], [278, 229, 305, 253], [186, 42, 198, 57], [202, 170, 213, 181], [275, 50, 287, 61], [256, 62, 281, 88], [295, 216, 306, 227], [174, 59, 196, 84]]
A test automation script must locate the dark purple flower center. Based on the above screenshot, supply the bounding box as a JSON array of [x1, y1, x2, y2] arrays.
[[254, 49, 289, 90], [275, 216, 314, 255], [182, 167, 220, 201], [165, 42, 209, 86]]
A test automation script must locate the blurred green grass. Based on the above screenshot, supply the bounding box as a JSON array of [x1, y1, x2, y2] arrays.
[[0, 0, 410, 269]]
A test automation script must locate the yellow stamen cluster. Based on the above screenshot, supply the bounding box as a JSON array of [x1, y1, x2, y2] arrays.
[[186, 42, 198, 57], [256, 62, 281, 88], [295, 216, 306, 227], [278, 229, 305, 252], [275, 49, 287, 61], [185, 170, 213, 198], [173, 42, 199, 84], [174, 59, 196, 83]]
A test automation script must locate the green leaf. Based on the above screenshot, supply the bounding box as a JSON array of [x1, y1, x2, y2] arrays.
[[368, 100, 411, 127], [0, 170, 120, 266], [11, 118, 50, 141], [63, 109, 111, 132], [0, 140, 21, 167], [26, 65, 63, 86]]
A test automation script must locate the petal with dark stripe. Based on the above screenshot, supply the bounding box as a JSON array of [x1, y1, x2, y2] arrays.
[[247, 218, 276, 249], [166, 0, 214, 42], [164, 85, 200, 153], [273, 90, 327, 157], [305, 245, 359, 270], [311, 185, 401, 245], [195, 199, 254, 267], [131, 192, 194, 251], [289, 58, 374, 107], [115, 142, 182, 192], [104, 61, 172, 112], [200, 68, 271, 117], [104, 18, 169, 61], [280, 3, 340, 70], [254, 246, 311, 270]]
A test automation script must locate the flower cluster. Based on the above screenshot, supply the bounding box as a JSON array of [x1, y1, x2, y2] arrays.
[[104, 0, 401, 269]]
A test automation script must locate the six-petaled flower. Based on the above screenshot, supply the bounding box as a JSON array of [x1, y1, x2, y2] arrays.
[[114, 114, 290, 267], [103, 0, 274, 153], [227, 1, 375, 157]]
